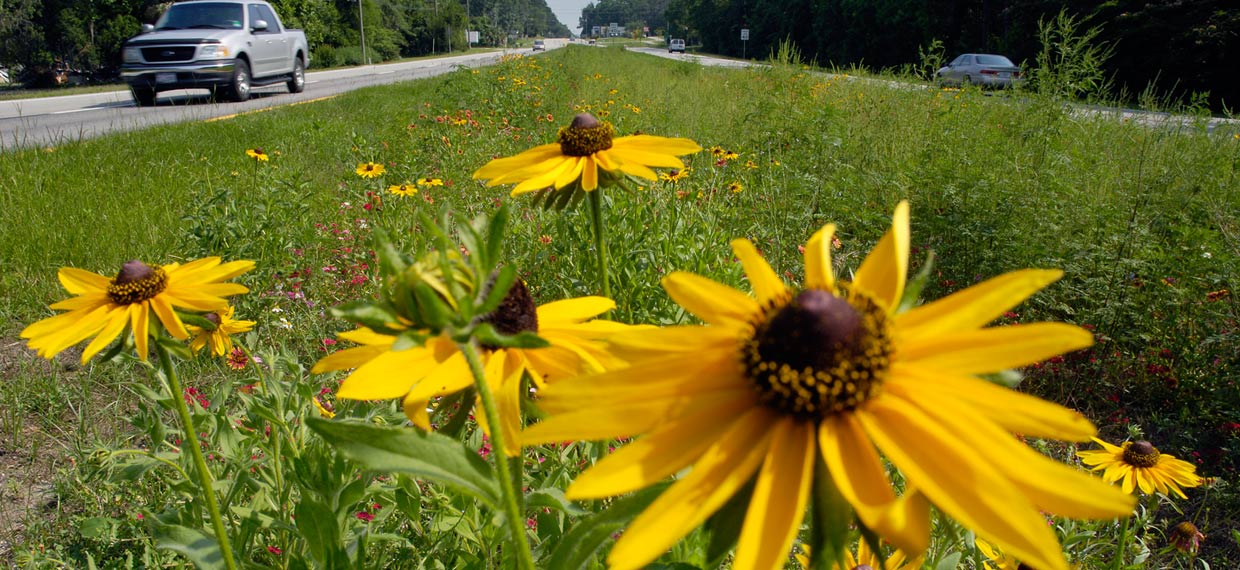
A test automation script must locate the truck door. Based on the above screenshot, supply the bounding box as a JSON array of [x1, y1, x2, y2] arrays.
[[247, 3, 285, 76]]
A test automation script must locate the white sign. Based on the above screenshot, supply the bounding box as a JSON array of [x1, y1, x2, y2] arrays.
[[740, 28, 749, 40], [468, 31, 480, 44]]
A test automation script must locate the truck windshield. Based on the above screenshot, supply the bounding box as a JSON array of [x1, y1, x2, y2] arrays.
[[155, 3, 244, 30]]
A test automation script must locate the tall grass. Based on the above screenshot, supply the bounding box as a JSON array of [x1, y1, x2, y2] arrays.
[[1, 44, 1237, 567]]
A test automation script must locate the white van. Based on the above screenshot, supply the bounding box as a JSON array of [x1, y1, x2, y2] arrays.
[[669, 39, 685, 53]]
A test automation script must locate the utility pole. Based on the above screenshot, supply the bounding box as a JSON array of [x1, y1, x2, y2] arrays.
[[358, 0, 370, 64]]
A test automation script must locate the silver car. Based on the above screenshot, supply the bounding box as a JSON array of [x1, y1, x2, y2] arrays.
[[936, 54, 1023, 88]]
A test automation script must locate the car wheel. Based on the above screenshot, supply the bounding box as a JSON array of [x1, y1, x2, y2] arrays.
[[131, 87, 157, 107], [287, 58, 305, 94], [227, 59, 251, 102]]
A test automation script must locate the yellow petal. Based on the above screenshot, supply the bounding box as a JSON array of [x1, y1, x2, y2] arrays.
[[130, 304, 151, 361], [859, 396, 1070, 570], [495, 350, 527, 457], [401, 395, 431, 429], [564, 392, 755, 497], [472, 143, 564, 180], [899, 323, 1093, 374], [404, 350, 474, 402], [536, 296, 615, 323], [580, 156, 598, 191], [731, 238, 787, 305], [511, 157, 578, 194], [887, 365, 1097, 441], [804, 224, 837, 290], [337, 346, 439, 400], [80, 308, 131, 363], [661, 271, 759, 327], [58, 267, 110, 294], [854, 200, 909, 313], [22, 306, 111, 358], [904, 391, 1135, 519], [896, 269, 1063, 339], [553, 157, 586, 190], [606, 407, 777, 570], [606, 325, 738, 359], [149, 295, 188, 339], [525, 387, 754, 444], [535, 351, 744, 412], [733, 419, 814, 570], [611, 135, 702, 156], [604, 146, 687, 169], [311, 344, 392, 373]]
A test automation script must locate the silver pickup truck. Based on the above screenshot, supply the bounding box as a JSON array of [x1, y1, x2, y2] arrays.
[[121, 0, 309, 106]]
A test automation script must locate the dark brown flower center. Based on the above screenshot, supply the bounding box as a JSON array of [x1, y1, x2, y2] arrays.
[[107, 260, 168, 305], [743, 286, 893, 420], [1122, 440, 1161, 468], [559, 113, 614, 157], [482, 279, 539, 337]]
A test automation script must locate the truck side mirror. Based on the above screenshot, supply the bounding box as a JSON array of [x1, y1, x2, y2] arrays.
[[141, 23, 154, 33], [251, 19, 269, 32]]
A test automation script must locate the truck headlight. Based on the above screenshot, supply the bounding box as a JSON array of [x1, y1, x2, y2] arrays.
[[199, 45, 230, 59], [122, 46, 141, 63]]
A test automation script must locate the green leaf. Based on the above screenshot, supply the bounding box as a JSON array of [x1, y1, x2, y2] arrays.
[[329, 300, 402, 333], [525, 487, 588, 516], [484, 203, 510, 271], [808, 453, 852, 570], [704, 476, 756, 566], [897, 249, 936, 313], [79, 517, 116, 539], [307, 418, 500, 508], [934, 552, 962, 570], [477, 265, 518, 316], [295, 497, 348, 568], [412, 281, 454, 330], [472, 324, 550, 350], [546, 483, 669, 570], [149, 519, 228, 570], [372, 227, 408, 277]]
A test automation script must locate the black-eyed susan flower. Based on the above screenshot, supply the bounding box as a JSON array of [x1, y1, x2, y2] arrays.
[[522, 201, 1134, 570], [660, 168, 690, 183], [186, 305, 255, 357], [356, 162, 385, 178], [1168, 521, 1205, 555], [22, 257, 254, 363], [389, 182, 418, 197], [417, 177, 444, 187], [313, 281, 636, 456], [1077, 438, 1203, 498], [245, 147, 269, 161], [472, 113, 700, 195], [727, 181, 744, 193]]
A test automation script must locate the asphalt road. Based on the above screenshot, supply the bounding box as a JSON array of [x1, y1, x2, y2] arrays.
[[0, 41, 566, 152]]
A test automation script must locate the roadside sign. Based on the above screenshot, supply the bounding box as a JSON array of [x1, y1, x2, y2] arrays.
[[740, 28, 749, 40]]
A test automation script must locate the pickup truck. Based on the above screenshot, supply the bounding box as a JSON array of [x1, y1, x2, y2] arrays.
[[121, 0, 309, 106]]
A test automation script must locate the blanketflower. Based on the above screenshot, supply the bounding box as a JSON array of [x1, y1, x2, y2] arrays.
[[1168, 521, 1205, 555], [356, 162, 385, 178], [522, 201, 1134, 570], [312, 281, 636, 456], [186, 305, 255, 357], [1077, 438, 1203, 498], [472, 113, 700, 194], [23, 257, 254, 363]]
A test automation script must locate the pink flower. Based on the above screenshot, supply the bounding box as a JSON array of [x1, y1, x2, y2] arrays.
[[356, 512, 375, 522]]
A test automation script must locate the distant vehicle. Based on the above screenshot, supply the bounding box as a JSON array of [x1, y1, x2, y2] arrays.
[[120, 0, 309, 106], [936, 54, 1022, 88], [532, 39, 545, 51], [669, 39, 685, 53]]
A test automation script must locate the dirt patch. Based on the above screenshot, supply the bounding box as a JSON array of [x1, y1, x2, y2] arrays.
[[0, 339, 74, 561]]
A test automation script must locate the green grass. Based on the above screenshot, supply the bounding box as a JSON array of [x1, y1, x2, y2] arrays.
[[1, 44, 1238, 568]]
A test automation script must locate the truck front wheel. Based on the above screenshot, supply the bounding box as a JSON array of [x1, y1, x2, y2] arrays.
[[287, 58, 305, 93], [227, 59, 251, 102], [131, 87, 157, 107]]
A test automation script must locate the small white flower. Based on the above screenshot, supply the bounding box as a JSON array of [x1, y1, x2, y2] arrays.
[[278, 317, 293, 330], [271, 305, 284, 313], [1202, 252, 1212, 259]]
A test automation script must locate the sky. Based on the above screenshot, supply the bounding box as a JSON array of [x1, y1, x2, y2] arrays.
[[545, 0, 592, 35]]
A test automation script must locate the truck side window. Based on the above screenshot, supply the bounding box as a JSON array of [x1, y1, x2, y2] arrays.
[[257, 5, 282, 33]]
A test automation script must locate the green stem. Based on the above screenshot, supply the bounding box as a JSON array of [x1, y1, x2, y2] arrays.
[[156, 345, 239, 570], [1112, 515, 1131, 570], [587, 187, 611, 300], [458, 341, 535, 570], [108, 449, 191, 480]]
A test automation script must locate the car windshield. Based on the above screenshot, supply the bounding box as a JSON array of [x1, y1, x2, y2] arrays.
[[156, 3, 244, 30], [976, 55, 1015, 66]]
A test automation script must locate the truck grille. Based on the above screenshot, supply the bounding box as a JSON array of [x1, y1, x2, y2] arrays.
[[141, 46, 197, 62]]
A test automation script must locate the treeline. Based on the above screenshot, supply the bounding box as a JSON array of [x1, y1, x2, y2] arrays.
[[0, 0, 569, 85], [664, 0, 1237, 110], [579, 0, 670, 37]]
